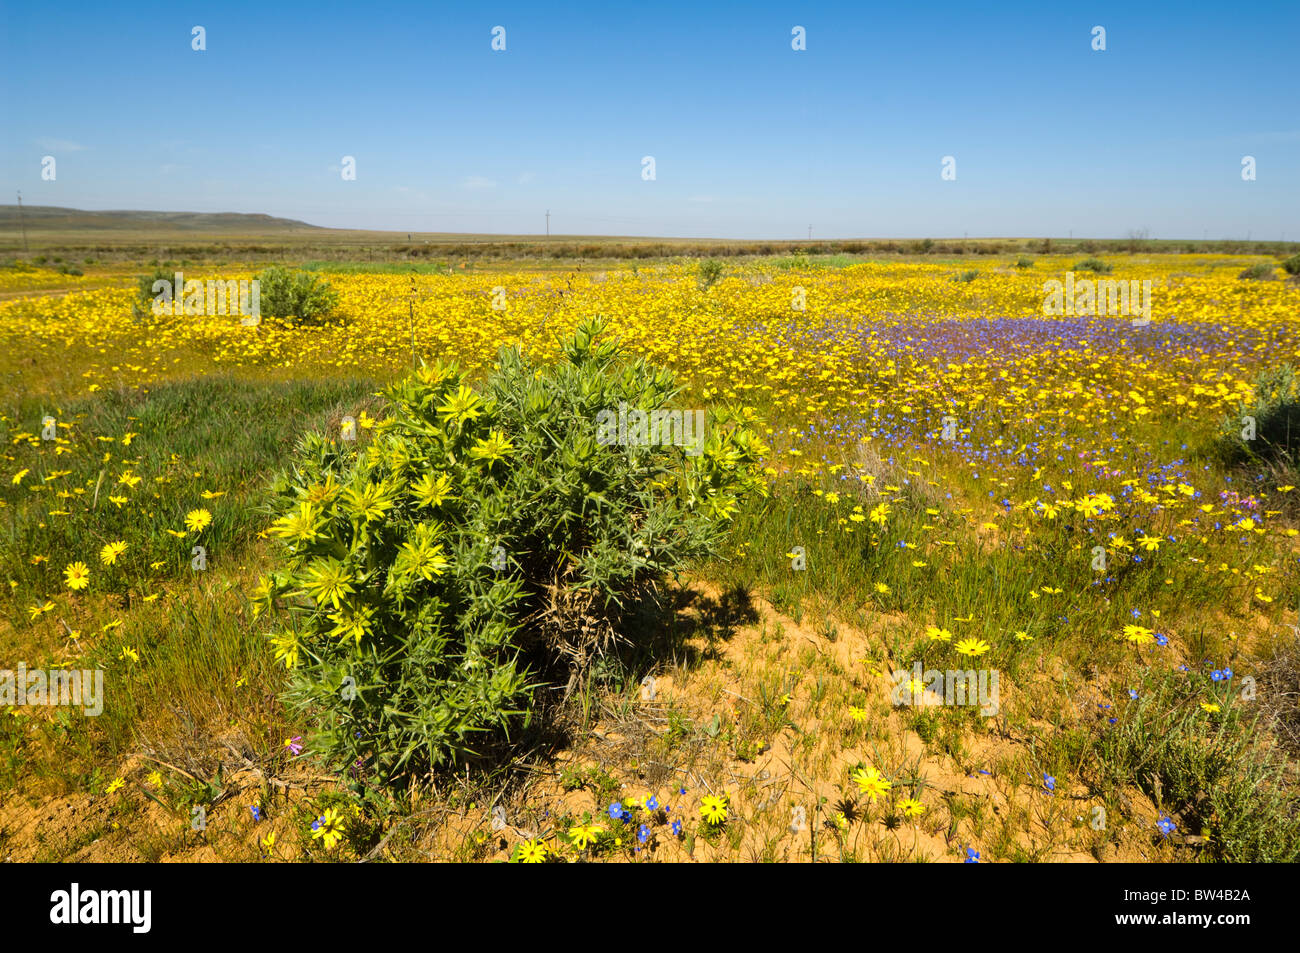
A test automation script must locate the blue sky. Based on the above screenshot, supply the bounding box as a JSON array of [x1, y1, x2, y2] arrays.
[[2, 0, 1297, 239]]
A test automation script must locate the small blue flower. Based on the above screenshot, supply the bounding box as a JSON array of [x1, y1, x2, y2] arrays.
[[608, 802, 625, 821], [964, 847, 980, 863], [1157, 814, 1176, 837], [638, 824, 650, 844], [1108, 717, 1118, 724], [1155, 633, 1169, 647], [250, 806, 262, 822], [1128, 689, 1138, 700], [1043, 774, 1056, 793], [1223, 668, 1233, 679], [645, 795, 659, 811], [1211, 669, 1224, 681], [671, 819, 683, 837]]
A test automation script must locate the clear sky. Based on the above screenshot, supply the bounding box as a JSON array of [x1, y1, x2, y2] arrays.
[[2, 0, 1297, 239]]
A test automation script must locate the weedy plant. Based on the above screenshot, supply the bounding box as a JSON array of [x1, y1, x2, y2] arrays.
[[1073, 257, 1113, 274], [1220, 364, 1300, 468], [1238, 262, 1277, 281], [258, 317, 768, 787], [697, 258, 725, 291], [255, 265, 340, 324]]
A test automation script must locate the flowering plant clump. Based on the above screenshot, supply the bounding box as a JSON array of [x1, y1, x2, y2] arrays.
[[259, 317, 767, 786]]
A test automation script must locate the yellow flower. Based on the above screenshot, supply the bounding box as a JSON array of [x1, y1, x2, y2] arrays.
[[27, 601, 54, 620], [312, 807, 346, 850], [848, 705, 868, 723], [1200, 702, 1221, 714], [955, 637, 991, 657], [271, 631, 300, 669], [63, 561, 90, 590], [1120, 624, 1154, 645], [899, 798, 925, 818], [99, 540, 127, 565], [925, 625, 952, 642], [1013, 630, 1032, 641], [147, 771, 163, 787], [517, 839, 548, 863], [700, 794, 729, 825], [185, 508, 212, 533], [851, 766, 892, 801], [468, 429, 515, 466], [568, 824, 604, 849], [105, 777, 125, 794], [436, 384, 484, 427]]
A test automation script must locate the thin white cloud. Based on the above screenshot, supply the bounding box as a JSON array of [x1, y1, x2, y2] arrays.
[[36, 138, 87, 152], [463, 176, 497, 190], [517, 171, 536, 184]]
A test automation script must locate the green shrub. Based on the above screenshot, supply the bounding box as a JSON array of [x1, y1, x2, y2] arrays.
[[1220, 364, 1300, 465], [1015, 256, 1033, 269], [1239, 262, 1276, 281], [130, 266, 177, 322], [1283, 253, 1300, 276], [952, 269, 979, 283], [258, 317, 768, 785], [1073, 257, 1112, 274], [255, 265, 339, 323], [697, 258, 725, 291], [1093, 671, 1300, 861]]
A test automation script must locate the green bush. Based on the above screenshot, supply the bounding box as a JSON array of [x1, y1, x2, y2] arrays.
[[697, 258, 725, 291], [255, 265, 339, 323], [1283, 253, 1300, 276], [131, 266, 177, 323], [1239, 262, 1276, 281], [1093, 671, 1300, 861], [1073, 257, 1112, 274], [1220, 364, 1300, 465], [258, 317, 768, 785], [1015, 256, 1033, 269], [952, 269, 979, 283]]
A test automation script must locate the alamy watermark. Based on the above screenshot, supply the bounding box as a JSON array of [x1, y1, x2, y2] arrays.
[[150, 271, 261, 325], [50, 883, 150, 933], [1, 663, 103, 716], [891, 662, 999, 716], [596, 402, 706, 456], [1042, 272, 1151, 323]]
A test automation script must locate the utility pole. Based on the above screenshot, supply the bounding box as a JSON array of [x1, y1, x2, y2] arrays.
[[546, 210, 550, 237], [17, 191, 28, 252]]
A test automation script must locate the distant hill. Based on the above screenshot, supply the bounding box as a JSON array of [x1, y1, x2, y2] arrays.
[[0, 206, 325, 232]]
